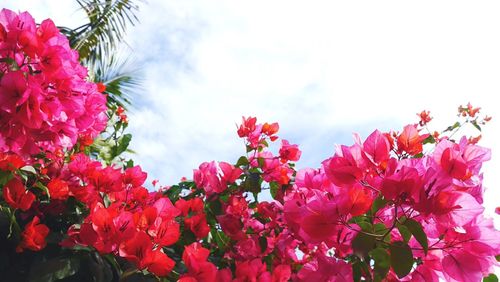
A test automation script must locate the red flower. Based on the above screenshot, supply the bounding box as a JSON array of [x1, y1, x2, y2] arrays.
[[142, 248, 175, 277], [185, 214, 210, 239], [96, 82, 106, 93], [417, 110, 432, 126], [16, 216, 49, 252], [87, 166, 123, 193], [149, 217, 180, 247], [0, 152, 25, 171], [3, 177, 35, 211], [466, 102, 480, 118], [272, 265, 291, 282], [234, 259, 271, 282], [176, 198, 210, 239], [262, 122, 279, 139], [91, 207, 120, 253], [119, 232, 174, 276], [279, 139, 301, 163], [133, 206, 158, 231], [237, 116, 257, 137], [123, 165, 147, 188], [47, 178, 69, 200], [181, 242, 218, 282], [343, 183, 374, 216], [217, 214, 245, 240]]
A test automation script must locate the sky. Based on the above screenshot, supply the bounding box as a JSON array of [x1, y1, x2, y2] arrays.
[[2, 1, 500, 220]]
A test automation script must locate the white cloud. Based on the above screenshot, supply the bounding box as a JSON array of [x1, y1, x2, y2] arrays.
[[3, 1, 500, 218], [128, 1, 500, 224]]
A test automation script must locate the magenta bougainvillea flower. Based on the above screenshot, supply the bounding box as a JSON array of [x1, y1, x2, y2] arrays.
[[0, 8, 107, 159]]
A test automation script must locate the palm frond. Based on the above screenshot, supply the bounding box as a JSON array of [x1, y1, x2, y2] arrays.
[[65, 0, 141, 62], [88, 49, 143, 109]]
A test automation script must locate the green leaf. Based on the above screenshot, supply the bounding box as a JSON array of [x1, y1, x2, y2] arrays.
[[246, 145, 254, 153], [370, 248, 391, 281], [29, 257, 80, 282], [0, 57, 15, 64], [114, 133, 132, 157], [259, 236, 267, 252], [471, 120, 482, 131], [496, 255, 500, 262], [358, 221, 373, 232], [352, 260, 362, 282], [164, 185, 182, 202], [349, 216, 371, 227], [257, 157, 265, 168], [67, 0, 140, 62], [207, 200, 222, 216], [422, 135, 436, 144], [373, 223, 387, 234], [389, 241, 414, 279], [20, 165, 37, 174], [236, 156, 249, 167], [396, 223, 411, 243], [404, 218, 428, 254], [212, 229, 230, 251], [373, 223, 391, 243], [219, 193, 229, 202], [270, 182, 280, 199], [444, 121, 460, 132], [484, 273, 499, 282], [0, 170, 13, 186], [260, 140, 269, 148], [244, 172, 261, 194], [125, 159, 134, 168], [35, 182, 51, 199], [371, 196, 387, 215], [351, 258, 372, 282], [103, 194, 112, 208], [352, 231, 376, 257]]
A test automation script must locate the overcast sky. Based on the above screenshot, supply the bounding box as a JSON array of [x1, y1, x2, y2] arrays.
[[3, 0, 500, 220]]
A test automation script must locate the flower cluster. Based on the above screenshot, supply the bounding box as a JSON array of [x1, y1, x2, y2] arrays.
[[58, 154, 183, 276], [284, 125, 498, 281], [0, 9, 107, 158]]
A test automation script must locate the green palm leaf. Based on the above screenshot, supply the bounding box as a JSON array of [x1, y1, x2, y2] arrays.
[[88, 49, 143, 109], [62, 0, 141, 63]]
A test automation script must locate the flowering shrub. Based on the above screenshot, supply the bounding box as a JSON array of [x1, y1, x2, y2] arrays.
[[0, 9, 107, 158], [0, 8, 499, 282]]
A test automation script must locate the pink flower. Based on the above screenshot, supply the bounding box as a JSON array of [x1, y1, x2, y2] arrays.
[[296, 251, 353, 282], [381, 166, 422, 202], [442, 249, 494, 282], [194, 161, 242, 194], [432, 191, 484, 228], [323, 144, 365, 187], [0, 9, 108, 159], [363, 129, 390, 165]]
